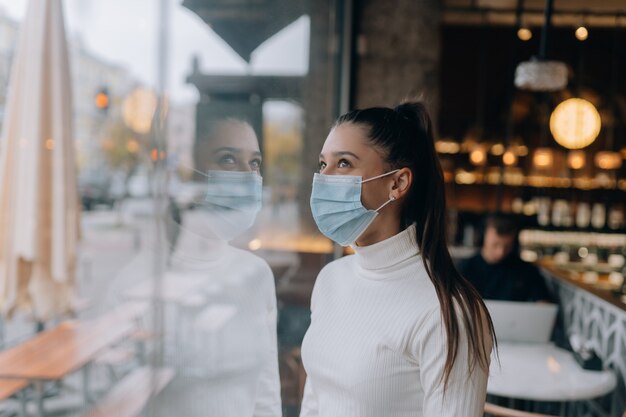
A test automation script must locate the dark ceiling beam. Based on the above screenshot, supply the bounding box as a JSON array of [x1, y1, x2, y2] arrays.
[[443, 7, 626, 27], [186, 73, 304, 100], [445, 6, 625, 17]]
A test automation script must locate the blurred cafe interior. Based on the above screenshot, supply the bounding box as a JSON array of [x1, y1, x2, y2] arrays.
[[244, 0, 626, 416]]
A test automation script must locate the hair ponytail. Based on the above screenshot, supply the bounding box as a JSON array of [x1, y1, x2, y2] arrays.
[[336, 101, 496, 390]]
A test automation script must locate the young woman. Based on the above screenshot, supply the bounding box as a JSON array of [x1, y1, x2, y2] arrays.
[[155, 119, 281, 417], [301, 102, 496, 416]]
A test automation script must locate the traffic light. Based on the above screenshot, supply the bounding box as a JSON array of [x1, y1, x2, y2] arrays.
[[95, 87, 110, 112]]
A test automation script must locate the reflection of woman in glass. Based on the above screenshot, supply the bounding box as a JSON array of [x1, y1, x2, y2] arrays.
[[163, 118, 281, 417], [301, 103, 495, 416]]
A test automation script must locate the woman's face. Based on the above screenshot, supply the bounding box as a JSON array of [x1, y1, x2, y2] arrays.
[[204, 121, 262, 173], [318, 123, 393, 212]]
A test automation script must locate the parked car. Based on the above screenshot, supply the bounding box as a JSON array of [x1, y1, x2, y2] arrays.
[[78, 170, 116, 210]]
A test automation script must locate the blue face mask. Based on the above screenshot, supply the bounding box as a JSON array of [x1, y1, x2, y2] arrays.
[[310, 170, 399, 246], [204, 170, 263, 241]]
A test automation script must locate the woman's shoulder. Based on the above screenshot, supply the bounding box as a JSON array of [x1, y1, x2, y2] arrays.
[[308, 254, 355, 304], [224, 246, 276, 288], [227, 246, 272, 269], [315, 254, 354, 283], [322, 253, 354, 271]]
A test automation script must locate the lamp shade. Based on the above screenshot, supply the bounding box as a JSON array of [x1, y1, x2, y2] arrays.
[[515, 60, 568, 92], [550, 98, 601, 149]]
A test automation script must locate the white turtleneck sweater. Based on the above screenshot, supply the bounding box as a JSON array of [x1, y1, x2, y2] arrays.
[[118, 210, 282, 417], [300, 224, 490, 417]]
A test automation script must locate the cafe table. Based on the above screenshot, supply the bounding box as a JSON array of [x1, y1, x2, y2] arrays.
[[122, 272, 210, 367], [0, 312, 137, 417], [488, 343, 617, 416]]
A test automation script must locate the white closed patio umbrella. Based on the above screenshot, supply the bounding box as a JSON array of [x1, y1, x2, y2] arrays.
[[0, 0, 79, 323]]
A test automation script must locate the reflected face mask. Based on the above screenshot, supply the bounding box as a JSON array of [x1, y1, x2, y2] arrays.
[[204, 170, 262, 241], [309, 170, 398, 246]]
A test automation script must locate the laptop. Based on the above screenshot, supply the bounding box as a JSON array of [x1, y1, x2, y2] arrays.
[[485, 300, 558, 344]]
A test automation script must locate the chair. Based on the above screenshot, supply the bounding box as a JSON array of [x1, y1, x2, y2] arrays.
[[484, 402, 557, 417], [279, 347, 307, 407]]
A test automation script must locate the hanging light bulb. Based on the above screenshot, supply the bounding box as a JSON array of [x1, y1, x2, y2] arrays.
[[503, 150, 518, 166], [567, 150, 586, 170], [533, 148, 554, 168], [470, 147, 487, 166], [550, 98, 601, 149], [518, 27, 533, 41]]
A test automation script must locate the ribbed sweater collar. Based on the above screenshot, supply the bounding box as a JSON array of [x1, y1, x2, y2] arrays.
[[352, 224, 420, 274]]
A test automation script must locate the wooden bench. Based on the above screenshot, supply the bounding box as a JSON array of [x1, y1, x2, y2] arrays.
[[0, 315, 141, 417], [0, 379, 28, 400], [84, 367, 174, 417], [0, 379, 29, 417]]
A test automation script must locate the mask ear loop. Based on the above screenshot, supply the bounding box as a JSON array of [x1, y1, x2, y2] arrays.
[[361, 169, 400, 212], [374, 196, 396, 212], [360, 169, 400, 184], [187, 166, 209, 177]]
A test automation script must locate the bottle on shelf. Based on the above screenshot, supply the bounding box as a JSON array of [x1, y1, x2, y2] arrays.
[[591, 203, 606, 230], [537, 197, 551, 227], [576, 202, 591, 229], [608, 204, 624, 230]]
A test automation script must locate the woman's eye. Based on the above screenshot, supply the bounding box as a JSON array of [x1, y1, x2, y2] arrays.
[[250, 159, 262, 170], [338, 159, 351, 168], [319, 161, 327, 171], [219, 154, 236, 165]]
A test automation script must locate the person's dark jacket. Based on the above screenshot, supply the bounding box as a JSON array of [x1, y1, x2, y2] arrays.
[[458, 252, 552, 302]]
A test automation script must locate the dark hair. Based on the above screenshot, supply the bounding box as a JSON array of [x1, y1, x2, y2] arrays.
[[335, 101, 496, 389], [479, 212, 521, 257], [485, 212, 519, 237]]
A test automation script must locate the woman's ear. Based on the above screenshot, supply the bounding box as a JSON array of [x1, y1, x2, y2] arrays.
[[389, 168, 412, 200]]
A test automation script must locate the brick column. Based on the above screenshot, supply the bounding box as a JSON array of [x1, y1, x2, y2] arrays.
[[353, 0, 441, 122], [299, 0, 339, 231]]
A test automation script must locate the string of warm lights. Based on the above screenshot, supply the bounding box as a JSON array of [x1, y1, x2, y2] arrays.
[[514, 12, 624, 42], [444, 168, 626, 191]]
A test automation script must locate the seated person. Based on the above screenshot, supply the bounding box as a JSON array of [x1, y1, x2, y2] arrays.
[[459, 212, 552, 302]]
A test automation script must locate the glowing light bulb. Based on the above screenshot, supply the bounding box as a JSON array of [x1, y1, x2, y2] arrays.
[[517, 27, 532, 41], [503, 150, 517, 166]]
